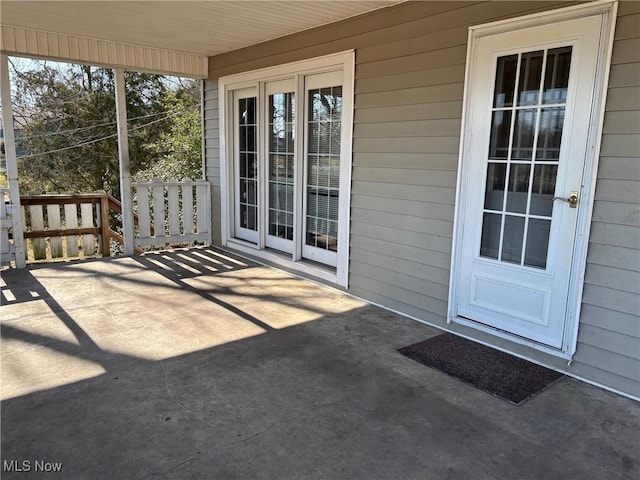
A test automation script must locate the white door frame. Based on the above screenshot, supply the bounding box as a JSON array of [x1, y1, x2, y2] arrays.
[[448, 0, 618, 359]]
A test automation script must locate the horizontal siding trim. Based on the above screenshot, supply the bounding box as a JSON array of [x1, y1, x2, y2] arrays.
[[573, 344, 640, 383], [356, 26, 468, 64], [355, 101, 463, 123], [578, 324, 640, 360], [580, 304, 640, 337], [353, 152, 459, 171], [602, 110, 640, 134], [357, 44, 468, 80], [605, 87, 640, 112], [349, 233, 451, 270], [599, 134, 640, 157], [581, 283, 640, 317], [611, 38, 640, 65], [584, 263, 640, 294], [348, 284, 447, 326], [586, 243, 640, 272], [357, 64, 467, 94], [355, 119, 461, 138], [614, 13, 640, 41], [596, 157, 640, 181], [591, 201, 640, 227], [357, 46, 467, 79], [608, 63, 640, 88], [353, 136, 460, 154], [350, 262, 449, 302], [351, 195, 455, 221], [594, 179, 640, 203], [351, 223, 452, 256], [352, 166, 457, 186], [352, 181, 455, 204], [349, 246, 450, 286], [349, 273, 448, 317], [589, 222, 639, 250], [351, 207, 453, 237], [356, 83, 464, 109], [570, 359, 640, 397]]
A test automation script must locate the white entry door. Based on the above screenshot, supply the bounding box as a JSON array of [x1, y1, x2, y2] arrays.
[[454, 14, 603, 349]]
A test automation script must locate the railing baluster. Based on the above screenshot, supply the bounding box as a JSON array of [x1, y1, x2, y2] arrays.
[[64, 203, 80, 257], [152, 179, 166, 238], [80, 203, 96, 256], [47, 204, 63, 258], [136, 186, 151, 239], [30, 205, 46, 260], [167, 181, 180, 237], [182, 180, 194, 235]]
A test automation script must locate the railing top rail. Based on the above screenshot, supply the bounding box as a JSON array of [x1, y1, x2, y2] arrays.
[[131, 179, 210, 188], [20, 192, 108, 205]]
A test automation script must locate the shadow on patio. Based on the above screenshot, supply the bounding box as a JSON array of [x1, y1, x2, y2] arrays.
[[1, 247, 638, 479]]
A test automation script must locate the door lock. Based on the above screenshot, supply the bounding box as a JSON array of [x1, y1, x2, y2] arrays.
[[553, 191, 579, 208]]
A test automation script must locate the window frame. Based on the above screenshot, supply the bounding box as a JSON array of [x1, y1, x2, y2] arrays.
[[219, 51, 355, 287]]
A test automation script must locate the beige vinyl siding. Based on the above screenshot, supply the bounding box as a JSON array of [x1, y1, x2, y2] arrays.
[[576, 0, 640, 397], [205, 1, 639, 397], [203, 80, 221, 243]]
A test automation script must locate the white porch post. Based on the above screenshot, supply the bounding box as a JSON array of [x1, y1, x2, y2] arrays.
[[0, 54, 26, 268], [114, 68, 134, 256]]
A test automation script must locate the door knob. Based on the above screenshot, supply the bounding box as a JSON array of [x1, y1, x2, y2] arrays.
[[553, 191, 579, 208]]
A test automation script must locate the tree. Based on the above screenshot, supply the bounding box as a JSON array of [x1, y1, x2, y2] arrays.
[[10, 60, 196, 196], [135, 79, 202, 181]]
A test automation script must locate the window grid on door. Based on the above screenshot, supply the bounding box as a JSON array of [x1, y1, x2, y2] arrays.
[[268, 92, 295, 240], [481, 46, 572, 269], [306, 86, 342, 252], [238, 97, 258, 231]]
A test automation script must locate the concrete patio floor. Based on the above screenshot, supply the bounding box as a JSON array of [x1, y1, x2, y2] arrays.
[[1, 247, 638, 479]]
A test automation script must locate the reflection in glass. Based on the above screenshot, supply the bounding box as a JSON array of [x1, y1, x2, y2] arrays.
[[493, 54, 518, 108], [517, 50, 543, 106], [306, 86, 342, 252], [239, 97, 258, 231], [506, 163, 531, 214], [268, 92, 295, 240], [525, 219, 551, 268], [488, 111, 512, 159], [530, 165, 557, 216], [502, 215, 525, 264], [484, 163, 506, 210], [480, 213, 502, 260], [481, 45, 571, 269], [512, 109, 537, 160], [536, 108, 564, 161], [543, 47, 572, 104]]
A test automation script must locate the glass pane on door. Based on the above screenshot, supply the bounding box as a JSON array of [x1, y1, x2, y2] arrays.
[[479, 47, 572, 269], [238, 97, 258, 231], [268, 92, 295, 241], [306, 86, 342, 253]]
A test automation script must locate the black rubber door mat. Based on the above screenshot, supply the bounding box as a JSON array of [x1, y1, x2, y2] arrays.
[[398, 333, 564, 405]]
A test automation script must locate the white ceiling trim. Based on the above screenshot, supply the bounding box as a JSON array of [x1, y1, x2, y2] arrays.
[[1, 25, 209, 78]]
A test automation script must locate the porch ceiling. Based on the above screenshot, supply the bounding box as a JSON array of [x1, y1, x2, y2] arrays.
[[0, 1, 398, 78]]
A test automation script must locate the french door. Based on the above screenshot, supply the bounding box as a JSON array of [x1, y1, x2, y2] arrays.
[[231, 71, 345, 268], [233, 88, 258, 243], [453, 14, 602, 349]]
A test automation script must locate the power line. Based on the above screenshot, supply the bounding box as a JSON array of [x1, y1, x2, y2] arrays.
[[16, 109, 189, 159], [17, 104, 200, 141]]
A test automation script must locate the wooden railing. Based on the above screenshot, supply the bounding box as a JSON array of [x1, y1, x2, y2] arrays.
[[132, 178, 211, 249], [21, 192, 114, 261], [1, 179, 211, 264]]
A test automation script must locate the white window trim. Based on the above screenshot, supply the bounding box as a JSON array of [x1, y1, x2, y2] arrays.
[[448, 0, 618, 360], [219, 50, 355, 287]]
